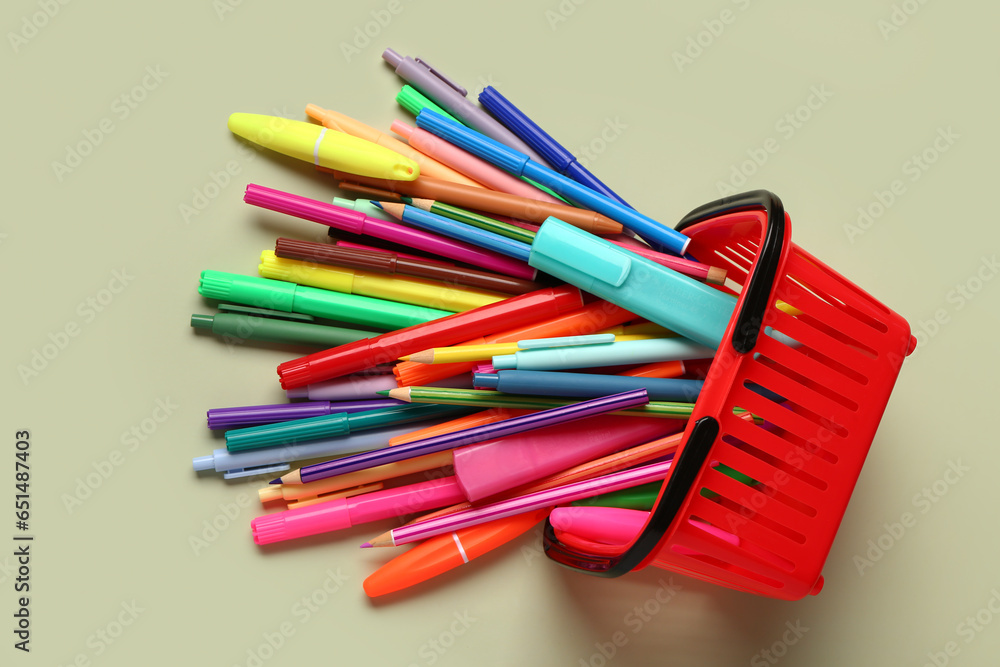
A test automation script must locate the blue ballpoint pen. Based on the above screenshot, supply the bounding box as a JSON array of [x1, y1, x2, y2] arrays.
[[414, 109, 691, 256], [381, 49, 548, 165], [478, 86, 633, 208]]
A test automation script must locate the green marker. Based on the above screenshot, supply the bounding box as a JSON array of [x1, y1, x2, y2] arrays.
[[396, 85, 457, 122], [191, 304, 377, 348], [395, 85, 567, 203], [224, 403, 471, 452], [198, 270, 450, 331], [572, 482, 663, 511]]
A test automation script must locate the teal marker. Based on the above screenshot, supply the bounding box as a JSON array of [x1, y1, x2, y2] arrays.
[[224, 403, 471, 452], [528, 218, 735, 348], [191, 304, 377, 348], [198, 270, 451, 331]]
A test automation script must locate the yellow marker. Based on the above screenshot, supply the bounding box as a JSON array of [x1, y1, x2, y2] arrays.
[[259, 251, 506, 312], [406, 334, 664, 364], [227, 113, 418, 180]]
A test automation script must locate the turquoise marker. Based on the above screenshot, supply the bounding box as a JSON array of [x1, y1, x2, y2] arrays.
[[224, 403, 471, 452], [528, 218, 735, 348], [492, 337, 714, 371]]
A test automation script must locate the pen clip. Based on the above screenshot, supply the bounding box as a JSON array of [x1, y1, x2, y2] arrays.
[[518, 334, 617, 349], [415, 58, 468, 97], [218, 304, 316, 323], [222, 463, 290, 480]]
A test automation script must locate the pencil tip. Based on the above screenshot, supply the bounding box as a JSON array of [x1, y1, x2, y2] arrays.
[[269, 478, 281, 485], [369, 200, 384, 210], [375, 390, 390, 397], [360, 542, 372, 549]]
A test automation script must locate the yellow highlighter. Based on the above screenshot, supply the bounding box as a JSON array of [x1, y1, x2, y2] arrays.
[[258, 251, 507, 312], [227, 113, 418, 180]]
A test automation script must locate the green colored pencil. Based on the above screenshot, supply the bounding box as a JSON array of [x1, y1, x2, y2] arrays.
[[384, 385, 694, 419], [404, 197, 537, 244]]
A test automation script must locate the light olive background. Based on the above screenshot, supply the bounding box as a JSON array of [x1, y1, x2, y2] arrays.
[[3, 0, 999, 665]]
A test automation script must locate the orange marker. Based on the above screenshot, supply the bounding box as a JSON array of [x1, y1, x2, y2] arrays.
[[363, 509, 549, 597]]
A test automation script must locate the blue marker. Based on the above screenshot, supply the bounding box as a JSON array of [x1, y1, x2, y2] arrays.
[[478, 86, 632, 208], [414, 109, 690, 256], [474, 370, 703, 403]]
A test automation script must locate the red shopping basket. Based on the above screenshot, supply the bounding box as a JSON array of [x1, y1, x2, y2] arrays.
[[543, 190, 915, 600]]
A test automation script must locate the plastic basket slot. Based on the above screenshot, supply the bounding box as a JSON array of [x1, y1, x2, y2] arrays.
[[729, 389, 849, 461], [789, 245, 894, 323], [760, 320, 869, 387], [771, 284, 883, 360], [712, 430, 830, 510], [774, 308, 879, 360], [707, 457, 819, 519], [751, 347, 860, 412], [739, 372, 850, 439], [687, 515, 797, 572], [662, 546, 786, 591], [689, 483, 806, 546], [700, 458, 814, 532], [720, 427, 830, 492], [782, 262, 891, 339]]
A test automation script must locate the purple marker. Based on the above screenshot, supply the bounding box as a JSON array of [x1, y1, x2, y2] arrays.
[[206, 399, 406, 429], [276, 388, 650, 485]]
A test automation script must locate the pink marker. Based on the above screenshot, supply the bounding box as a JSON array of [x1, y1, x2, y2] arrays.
[[252, 476, 466, 544], [454, 415, 679, 502], [391, 121, 563, 205], [244, 184, 537, 280]]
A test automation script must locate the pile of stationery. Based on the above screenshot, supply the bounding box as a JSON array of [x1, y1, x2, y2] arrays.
[[192, 49, 913, 599]]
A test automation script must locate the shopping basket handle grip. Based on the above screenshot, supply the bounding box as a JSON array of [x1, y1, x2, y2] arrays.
[[675, 190, 786, 354]]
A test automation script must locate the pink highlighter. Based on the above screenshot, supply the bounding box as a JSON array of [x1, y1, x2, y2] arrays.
[[550, 506, 790, 568], [391, 120, 563, 205], [251, 414, 679, 544]]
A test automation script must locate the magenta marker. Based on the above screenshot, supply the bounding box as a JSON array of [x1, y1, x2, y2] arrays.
[[244, 184, 537, 280]]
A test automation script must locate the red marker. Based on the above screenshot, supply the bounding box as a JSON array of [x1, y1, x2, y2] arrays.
[[363, 509, 549, 597], [277, 286, 585, 389]]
